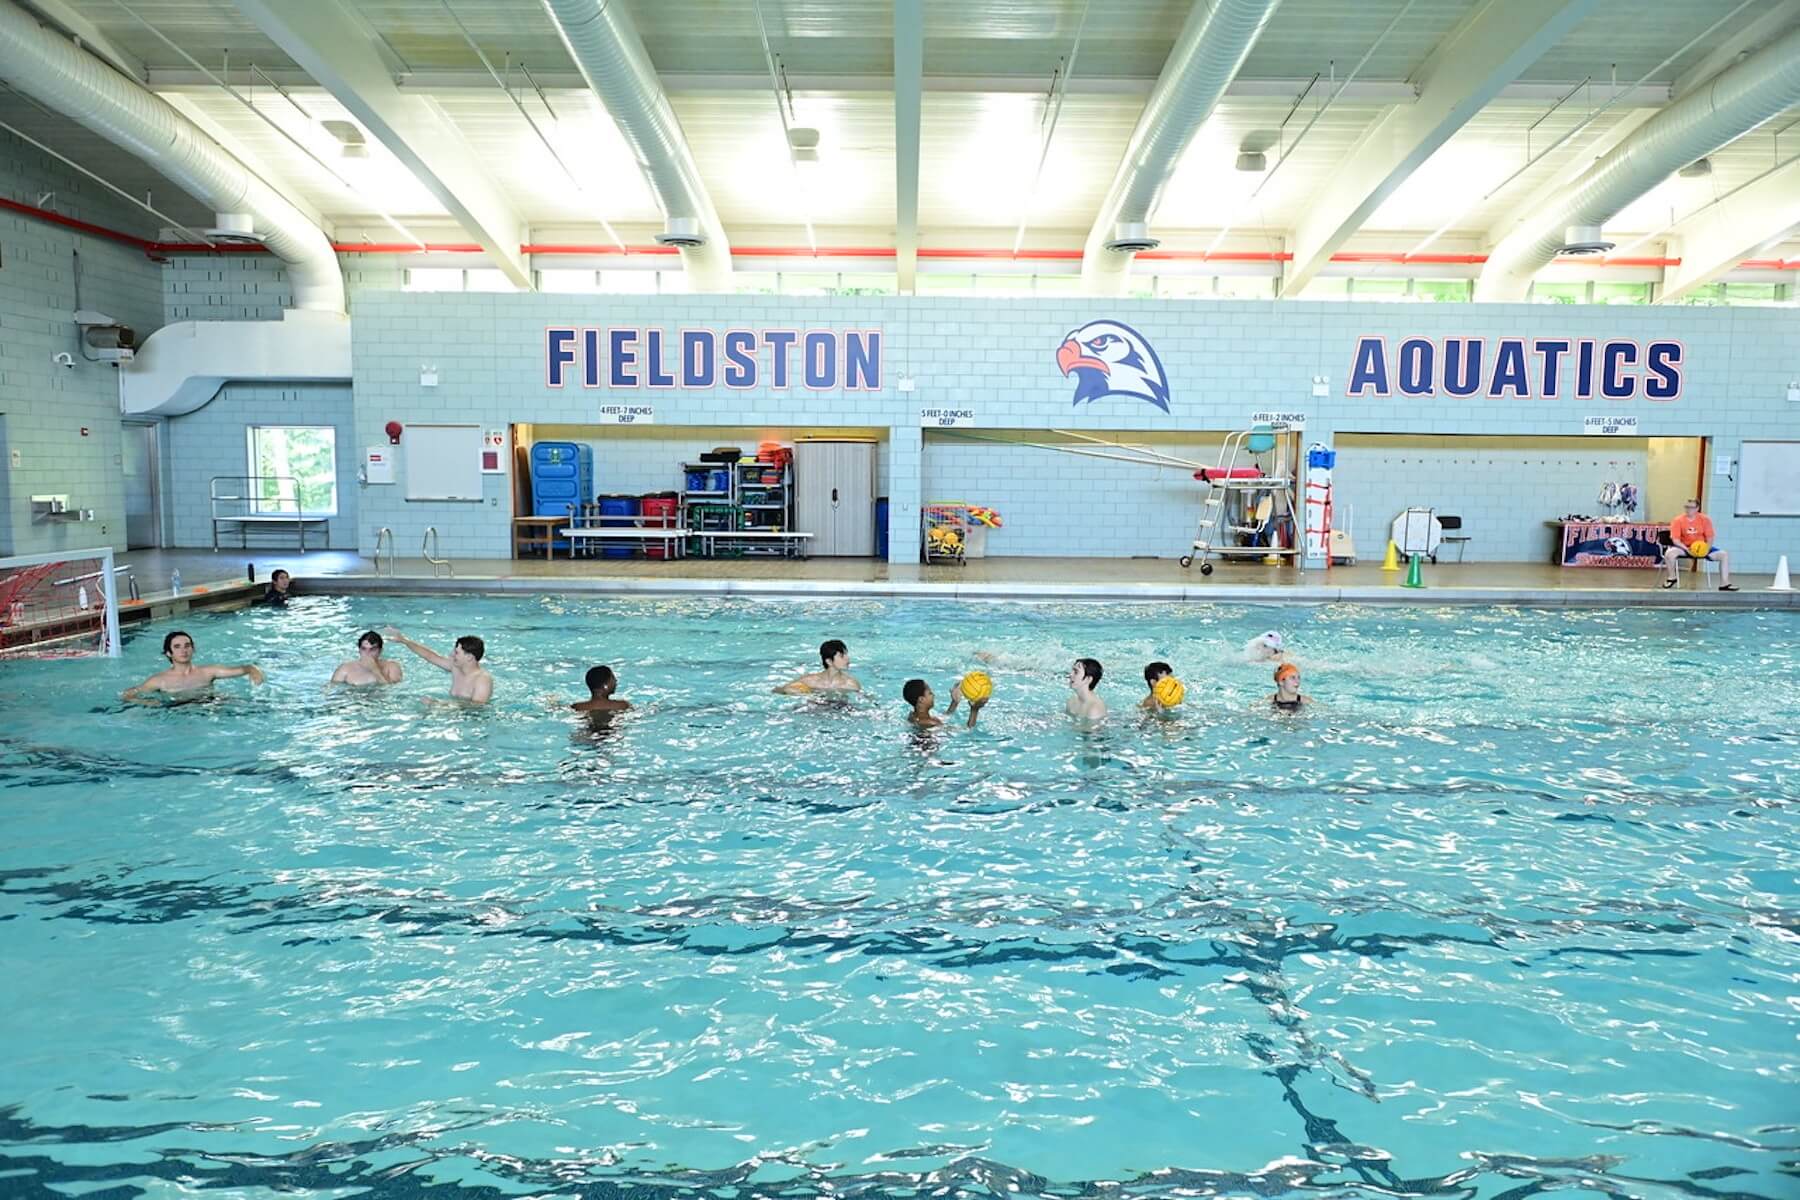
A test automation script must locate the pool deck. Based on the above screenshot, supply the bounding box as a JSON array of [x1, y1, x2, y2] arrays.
[[104, 549, 1800, 609]]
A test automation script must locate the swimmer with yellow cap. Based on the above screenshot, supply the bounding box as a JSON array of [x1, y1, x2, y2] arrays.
[[1139, 661, 1185, 713]]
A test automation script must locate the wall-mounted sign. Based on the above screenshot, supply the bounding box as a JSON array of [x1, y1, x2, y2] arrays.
[[1582, 415, 1638, 436], [1250, 410, 1306, 429], [920, 407, 975, 428], [598, 404, 655, 425], [546, 327, 881, 392], [1348, 336, 1683, 401], [481, 429, 506, 472], [1055, 320, 1171, 412]]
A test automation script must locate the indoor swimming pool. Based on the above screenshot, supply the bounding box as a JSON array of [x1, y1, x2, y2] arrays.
[[2, 596, 1796, 1199]]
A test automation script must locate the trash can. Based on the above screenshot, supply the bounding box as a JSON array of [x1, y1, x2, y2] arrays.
[[875, 497, 890, 560], [597, 495, 639, 559]]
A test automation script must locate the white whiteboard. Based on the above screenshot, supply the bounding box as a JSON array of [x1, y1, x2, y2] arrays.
[[1735, 441, 1800, 516], [404, 424, 484, 501]]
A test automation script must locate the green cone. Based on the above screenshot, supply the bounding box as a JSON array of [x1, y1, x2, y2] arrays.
[[1403, 552, 1425, 588]]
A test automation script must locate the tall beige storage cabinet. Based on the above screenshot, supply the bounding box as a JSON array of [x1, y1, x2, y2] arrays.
[[794, 440, 877, 556]]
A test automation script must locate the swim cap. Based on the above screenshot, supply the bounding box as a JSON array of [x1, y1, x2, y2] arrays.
[[1152, 674, 1185, 708], [960, 670, 993, 703], [1274, 662, 1300, 683], [1256, 631, 1284, 651], [1689, 540, 1709, 557]]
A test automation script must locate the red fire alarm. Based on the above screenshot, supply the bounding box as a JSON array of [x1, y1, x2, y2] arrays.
[[385, 420, 404, 444]]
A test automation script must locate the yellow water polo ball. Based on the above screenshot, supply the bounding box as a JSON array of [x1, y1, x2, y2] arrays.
[[1152, 675, 1185, 708], [960, 671, 993, 703], [1689, 540, 1709, 557]]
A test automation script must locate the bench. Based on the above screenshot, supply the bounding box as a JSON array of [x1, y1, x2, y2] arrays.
[[694, 530, 814, 559], [559, 526, 691, 560], [212, 513, 331, 551]]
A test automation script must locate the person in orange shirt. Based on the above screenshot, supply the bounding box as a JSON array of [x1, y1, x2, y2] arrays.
[[1662, 499, 1736, 590]]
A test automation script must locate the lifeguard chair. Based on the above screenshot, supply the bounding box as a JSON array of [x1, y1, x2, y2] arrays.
[[1180, 424, 1300, 573]]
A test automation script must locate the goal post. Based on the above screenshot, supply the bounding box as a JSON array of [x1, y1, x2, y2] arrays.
[[0, 546, 122, 658]]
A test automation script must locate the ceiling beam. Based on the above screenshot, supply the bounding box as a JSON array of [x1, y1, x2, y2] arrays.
[[1281, 0, 1599, 296], [894, 0, 922, 293], [1657, 160, 1800, 301], [17, 0, 144, 82], [234, 0, 533, 290], [143, 67, 1674, 107]]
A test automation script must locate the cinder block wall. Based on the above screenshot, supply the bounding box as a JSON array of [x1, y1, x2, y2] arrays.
[[1332, 435, 1652, 563], [0, 129, 164, 556]]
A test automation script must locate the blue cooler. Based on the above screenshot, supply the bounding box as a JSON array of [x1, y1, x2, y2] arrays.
[[597, 495, 639, 558]]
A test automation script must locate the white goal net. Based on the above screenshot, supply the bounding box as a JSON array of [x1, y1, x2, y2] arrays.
[[0, 547, 123, 658]]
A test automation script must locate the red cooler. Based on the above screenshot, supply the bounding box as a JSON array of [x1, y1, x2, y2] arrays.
[[641, 493, 679, 559]]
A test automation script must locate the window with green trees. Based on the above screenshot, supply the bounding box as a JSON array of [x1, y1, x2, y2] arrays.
[[248, 426, 338, 516]]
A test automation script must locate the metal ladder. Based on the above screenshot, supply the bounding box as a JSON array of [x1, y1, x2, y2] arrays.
[[372, 527, 395, 577], [422, 526, 454, 578]]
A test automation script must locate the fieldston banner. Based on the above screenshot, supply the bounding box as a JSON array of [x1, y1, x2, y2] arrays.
[[547, 327, 881, 391]]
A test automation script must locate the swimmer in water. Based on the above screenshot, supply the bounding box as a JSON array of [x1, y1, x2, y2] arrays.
[[383, 628, 493, 704], [570, 664, 631, 719], [1245, 630, 1287, 662], [121, 631, 264, 701], [328, 630, 403, 687], [775, 638, 861, 694], [1066, 657, 1106, 720], [1269, 662, 1307, 712], [904, 677, 986, 729], [1139, 661, 1174, 712], [261, 568, 292, 607]]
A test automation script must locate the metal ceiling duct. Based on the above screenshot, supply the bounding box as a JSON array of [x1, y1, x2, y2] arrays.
[[1080, 0, 1283, 295], [1475, 23, 1800, 302], [0, 0, 344, 312], [542, 0, 732, 290]]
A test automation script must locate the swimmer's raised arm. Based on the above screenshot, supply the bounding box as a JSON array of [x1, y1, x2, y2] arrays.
[[384, 628, 452, 671]]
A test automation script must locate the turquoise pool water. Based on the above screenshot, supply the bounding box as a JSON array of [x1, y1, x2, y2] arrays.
[[2, 596, 1796, 1200]]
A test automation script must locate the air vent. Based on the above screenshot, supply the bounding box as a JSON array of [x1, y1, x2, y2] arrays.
[[1104, 222, 1161, 253], [655, 218, 706, 249], [203, 212, 266, 246], [787, 126, 820, 164], [1559, 224, 1614, 256]]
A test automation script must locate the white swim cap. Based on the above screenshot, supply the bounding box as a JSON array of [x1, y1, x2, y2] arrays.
[[1256, 631, 1284, 651]]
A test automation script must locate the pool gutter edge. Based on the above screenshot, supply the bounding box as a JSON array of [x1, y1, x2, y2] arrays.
[[300, 573, 1800, 609]]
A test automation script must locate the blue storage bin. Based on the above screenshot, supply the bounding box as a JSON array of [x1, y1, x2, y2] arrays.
[[597, 495, 639, 558], [531, 441, 594, 551]]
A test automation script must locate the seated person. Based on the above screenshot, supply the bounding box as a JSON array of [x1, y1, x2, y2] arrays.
[[384, 628, 493, 703], [329, 630, 403, 686], [1066, 657, 1106, 720], [1662, 499, 1736, 590], [261, 569, 292, 607], [1139, 661, 1184, 712], [1269, 662, 1307, 712], [570, 664, 631, 716], [775, 639, 861, 693], [122, 631, 264, 701]]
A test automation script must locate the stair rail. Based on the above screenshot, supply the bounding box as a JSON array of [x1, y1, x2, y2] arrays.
[[422, 526, 453, 578]]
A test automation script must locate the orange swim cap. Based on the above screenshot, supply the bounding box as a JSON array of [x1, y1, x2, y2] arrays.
[[1274, 662, 1300, 683]]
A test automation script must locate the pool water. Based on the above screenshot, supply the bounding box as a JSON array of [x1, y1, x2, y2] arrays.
[[2, 596, 1796, 1200]]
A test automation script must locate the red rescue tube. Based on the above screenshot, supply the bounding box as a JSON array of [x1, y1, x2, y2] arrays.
[[1194, 467, 1264, 482]]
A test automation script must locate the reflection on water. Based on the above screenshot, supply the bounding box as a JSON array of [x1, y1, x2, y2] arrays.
[[1, 596, 1796, 1199]]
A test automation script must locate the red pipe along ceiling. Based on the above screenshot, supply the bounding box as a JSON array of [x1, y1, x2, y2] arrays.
[[19, 196, 1792, 270]]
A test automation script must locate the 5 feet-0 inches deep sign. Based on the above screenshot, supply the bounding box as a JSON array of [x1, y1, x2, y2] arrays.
[[547, 327, 882, 391]]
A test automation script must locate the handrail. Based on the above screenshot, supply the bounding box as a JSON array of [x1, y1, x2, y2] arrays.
[[209, 474, 319, 517], [422, 526, 453, 578], [372, 527, 394, 578]]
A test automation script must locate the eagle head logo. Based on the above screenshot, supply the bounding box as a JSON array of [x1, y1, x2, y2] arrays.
[[1055, 319, 1170, 412]]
